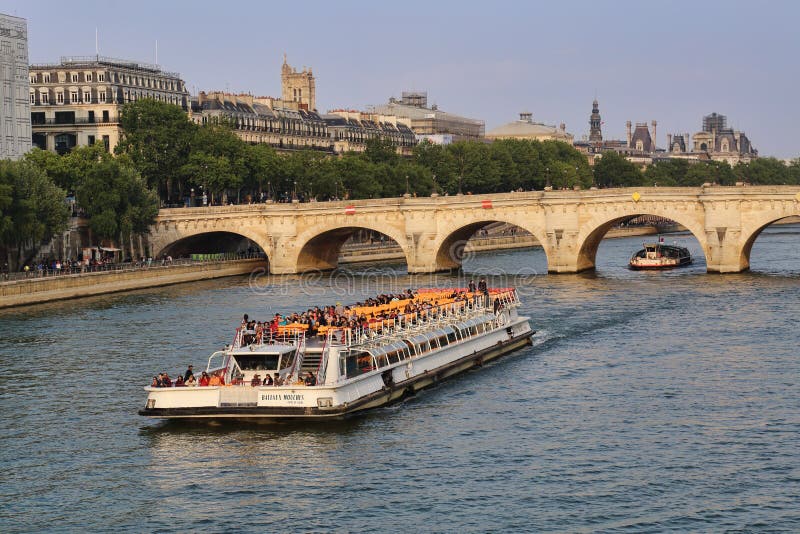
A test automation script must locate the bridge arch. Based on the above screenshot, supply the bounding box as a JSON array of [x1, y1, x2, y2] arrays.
[[575, 206, 708, 272], [152, 226, 271, 265], [430, 217, 549, 272], [738, 210, 800, 271], [291, 221, 411, 273]]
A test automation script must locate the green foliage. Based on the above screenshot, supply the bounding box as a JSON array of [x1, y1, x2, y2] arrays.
[[363, 137, 400, 166], [76, 159, 159, 245], [593, 151, 643, 188], [0, 160, 70, 270], [685, 160, 735, 186], [734, 157, 797, 185], [116, 99, 196, 201]]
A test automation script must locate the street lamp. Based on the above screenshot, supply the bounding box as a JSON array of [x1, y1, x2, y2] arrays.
[[292, 180, 298, 203], [457, 174, 463, 195], [403, 175, 411, 198], [545, 167, 552, 190], [431, 173, 439, 197]]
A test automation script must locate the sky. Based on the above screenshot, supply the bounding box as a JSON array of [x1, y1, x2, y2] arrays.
[[5, 0, 799, 158]]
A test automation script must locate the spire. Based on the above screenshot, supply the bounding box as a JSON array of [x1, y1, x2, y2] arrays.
[[589, 98, 602, 143]]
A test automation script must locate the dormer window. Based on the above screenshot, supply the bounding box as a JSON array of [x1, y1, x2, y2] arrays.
[[71, 73, 79, 83]]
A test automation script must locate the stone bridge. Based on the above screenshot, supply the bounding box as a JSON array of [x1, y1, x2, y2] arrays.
[[150, 186, 800, 274]]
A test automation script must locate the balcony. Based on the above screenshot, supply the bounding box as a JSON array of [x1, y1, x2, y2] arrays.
[[31, 116, 120, 127]]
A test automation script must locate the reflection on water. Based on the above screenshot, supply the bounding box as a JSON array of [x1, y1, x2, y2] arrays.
[[0, 225, 798, 532]]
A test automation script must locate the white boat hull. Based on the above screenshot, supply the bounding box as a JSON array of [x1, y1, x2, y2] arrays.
[[140, 316, 533, 420]]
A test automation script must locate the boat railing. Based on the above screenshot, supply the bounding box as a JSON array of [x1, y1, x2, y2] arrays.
[[232, 326, 306, 349]]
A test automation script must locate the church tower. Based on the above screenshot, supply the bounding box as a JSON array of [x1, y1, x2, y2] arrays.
[[281, 54, 316, 111], [589, 98, 602, 143]]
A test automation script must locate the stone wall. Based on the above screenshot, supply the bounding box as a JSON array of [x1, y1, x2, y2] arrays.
[[1, 259, 264, 309]]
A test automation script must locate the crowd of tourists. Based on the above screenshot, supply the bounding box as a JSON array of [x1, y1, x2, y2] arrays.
[[240, 282, 489, 344]]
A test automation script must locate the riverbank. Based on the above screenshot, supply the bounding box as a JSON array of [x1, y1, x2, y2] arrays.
[[0, 258, 265, 309]]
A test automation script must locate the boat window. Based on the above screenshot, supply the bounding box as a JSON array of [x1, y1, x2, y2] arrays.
[[447, 330, 458, 343], [437, 335, 449, 348], [277, 349, 296, 370], [376, 353, 389, 368], [342, 351, 375, 379], [232, 354, 280, 371]]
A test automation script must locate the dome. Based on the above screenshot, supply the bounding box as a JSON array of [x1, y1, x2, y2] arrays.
[[486, 117, 573, 142]]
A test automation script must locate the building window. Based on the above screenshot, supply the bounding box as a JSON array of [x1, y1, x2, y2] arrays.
[[71, 91, 78, 103], [83, 91, 92, 103], [30, 93, 35, 104], [88, 135, 95, 145], [102, 135, 110, 151], [98, 73, 104, 82], [99, 91, 106, 103], [30, 75, 36, 84], [85, 72, 92, 82], [44, 74, 50, 83], [41, 92, 49, 104], [57, 92, 64, 103], [71, 73, 79, 83]]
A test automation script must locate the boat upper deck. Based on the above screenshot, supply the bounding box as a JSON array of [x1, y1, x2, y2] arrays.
[[233, 287, 521, 352]]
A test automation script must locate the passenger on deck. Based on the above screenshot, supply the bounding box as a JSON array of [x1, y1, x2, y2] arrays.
[[161, 373, 172, 387], [273, 373, 283, 386], [199, 372, 210, 387], [184, 365, 194, 382], [185, 374, 197, 387], [151, 376, 159, 387], [304, 371, 317, 386], [208, 373, 223, 386], [251, 374, 262, 387], [174, 375, 185, 387], [263, 374, 273, 386]]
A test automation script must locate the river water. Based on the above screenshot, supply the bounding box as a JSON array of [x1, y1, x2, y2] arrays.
[[1, 226, 798, 532]]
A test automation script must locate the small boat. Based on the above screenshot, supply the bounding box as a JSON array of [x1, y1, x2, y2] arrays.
[[629, 238, 692, 270], [139, 288, 534, 421]]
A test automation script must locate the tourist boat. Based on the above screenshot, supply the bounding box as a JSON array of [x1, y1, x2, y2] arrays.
[[139, 288, 534, 420], [629, 238, 692, 270]]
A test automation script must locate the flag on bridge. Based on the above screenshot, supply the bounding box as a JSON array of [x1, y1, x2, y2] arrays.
[[344, 205, 356, 215], [481, 199, 493, 209]]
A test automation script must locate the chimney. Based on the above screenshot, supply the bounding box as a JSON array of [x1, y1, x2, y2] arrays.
[[651, 120, 657, 153], [560, 123, 566, 131], [667, 133, 673, 151], [626, 121, 632, 147]]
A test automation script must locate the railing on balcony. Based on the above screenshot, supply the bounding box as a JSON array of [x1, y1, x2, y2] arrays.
[[31, 116, 120, 126]]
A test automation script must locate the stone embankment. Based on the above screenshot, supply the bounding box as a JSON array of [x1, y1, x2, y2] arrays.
[[0, 258, 264, 309]]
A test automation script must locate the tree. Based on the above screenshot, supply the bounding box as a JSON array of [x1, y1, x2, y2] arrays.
[[0, 160, 69, 270], [116, 99, 196, 203], [180, 152, 237, 204], [684, 160, 734, 186], [734, 157, 792, 185], [413, 140, 456, 193], [76, 159, 158, 259], [593, 151, 643, 188], [363, 137, 399, 166], [643, 159, 689, 187], [242, 143, 281, 201]]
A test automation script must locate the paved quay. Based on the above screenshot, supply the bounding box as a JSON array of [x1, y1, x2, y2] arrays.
[[0, 258, 264, 309]]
